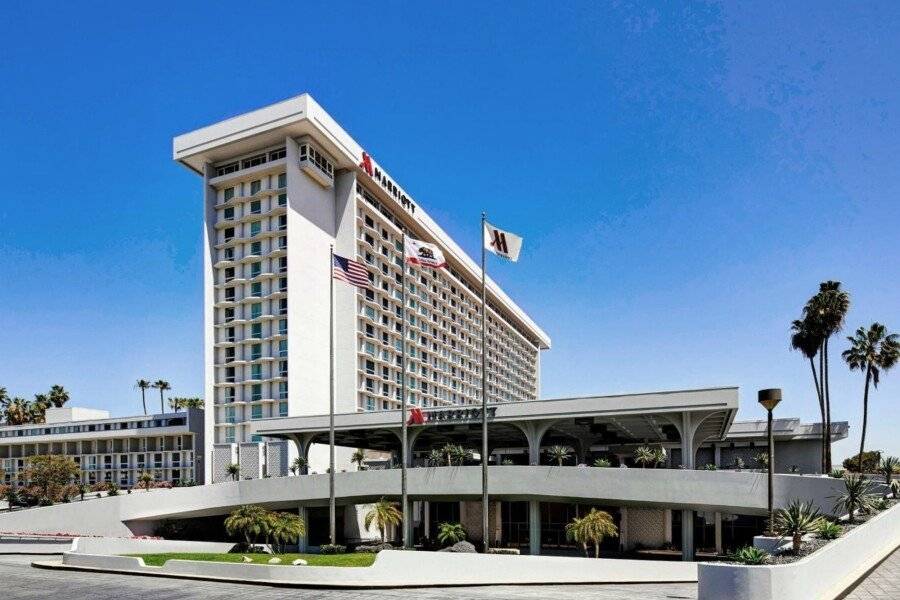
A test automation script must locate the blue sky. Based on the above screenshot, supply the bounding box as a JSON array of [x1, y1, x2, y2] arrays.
[[1, 3, 898, 461]]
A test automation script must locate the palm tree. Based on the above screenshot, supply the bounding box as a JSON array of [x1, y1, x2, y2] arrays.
[[3, 397, 30, 425], [48, 385, 70, 408], [633, 446, 655, 468], [351, 449, 366, 470], [832, 473, 878, 524], [565, 508, 618, 558], [842, 323, 900, 473], [226, 463, 241, 481], [791, 317, 827, 472], [881, 456, 900, 484], [135, 380, 151, 416], [805, 281, 850, 473], [428, 448, 443, 466], [152, 380, 171, 414], [225, 505, 270, 549], [137, 471, 155, 490], [652, 446, 667, 468], [31, 393, 50, 423], [452, 445, 473, 466], [364, 498, 402, 543], [440, 443, 457, 466], [754, 452, 770, 469], [437, 522, 467, 546], [772, 499, 824, 554], [546, 445, 572, 466], [290, 457, 307, 476], [267, 511, 306, 554]]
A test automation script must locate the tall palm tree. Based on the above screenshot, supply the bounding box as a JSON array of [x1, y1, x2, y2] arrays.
[[135, 380, 151, 415], [48, 385, 70, 408], [31, 393, 50, 423], [791, 317, 827, 472], [351, 449, 366, 470], [805, 281, 850, 472], [152, 380, 171, 414], [842, 323, 900, 473], [267, 512, 306, 554], [364, 498, 402, 543], [4, 397, 30, 425]]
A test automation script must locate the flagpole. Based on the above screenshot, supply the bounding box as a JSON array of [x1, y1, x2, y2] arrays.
[[328, 245, 336, 547], [400, 231, 409, 548], [480, 212, 489, 554]]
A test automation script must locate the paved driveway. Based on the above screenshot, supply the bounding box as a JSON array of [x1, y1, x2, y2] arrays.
[[0, 555, 697, 600], [842, 546, 900, 599]]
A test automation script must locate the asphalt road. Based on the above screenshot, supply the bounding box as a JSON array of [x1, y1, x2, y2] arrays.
[[0, 555, 698, 600]]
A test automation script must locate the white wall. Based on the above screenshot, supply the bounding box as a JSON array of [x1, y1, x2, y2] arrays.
[[698, 502, 900, 600]]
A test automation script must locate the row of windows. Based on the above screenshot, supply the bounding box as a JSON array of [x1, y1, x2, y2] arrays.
[[215, 147, 286, 177]]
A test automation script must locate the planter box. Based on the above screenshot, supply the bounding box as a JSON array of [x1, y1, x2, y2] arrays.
[[698, 502, 900, 600]]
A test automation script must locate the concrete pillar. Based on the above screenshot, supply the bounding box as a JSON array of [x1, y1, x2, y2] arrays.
[[664, 509, 673, 544], [714, 512, 723, 555], [619, 506, 629, 552], [424, 501, 430, 540], [297, 505, 308, 552], [714, 445, 721, 468], [681, 413, 695, 469], [528, 500, 541, 555], [681, 509, 694, 561], [513, 420, 555, 466]]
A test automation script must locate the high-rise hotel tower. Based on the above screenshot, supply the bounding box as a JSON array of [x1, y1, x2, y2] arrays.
[[174, 95, 550, 483]]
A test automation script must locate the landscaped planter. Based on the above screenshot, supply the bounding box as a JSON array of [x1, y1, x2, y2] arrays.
[[698, 501, 900, 600]]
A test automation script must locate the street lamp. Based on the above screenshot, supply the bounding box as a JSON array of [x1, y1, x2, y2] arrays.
[[758, 388, 782, 535]]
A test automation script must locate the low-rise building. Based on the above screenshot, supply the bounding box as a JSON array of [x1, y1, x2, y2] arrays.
[[0, 407, 205, 488]]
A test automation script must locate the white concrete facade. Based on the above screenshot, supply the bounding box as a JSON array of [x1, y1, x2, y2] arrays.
[[174, 94, 550, 483]]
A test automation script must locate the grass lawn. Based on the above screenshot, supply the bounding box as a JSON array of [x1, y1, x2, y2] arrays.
[[127, 552, 376, 568]]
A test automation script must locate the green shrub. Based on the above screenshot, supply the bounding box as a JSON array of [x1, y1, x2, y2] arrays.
[[319, 544, 347, 555], [843, 451, 882, 473], [874, 498, 889, 511], [592, 458, 611, 468], [829, 469, 845, 479], [816, 520, 841, 540], [732, 546, 769, 565], [704, 463, 718, 471]]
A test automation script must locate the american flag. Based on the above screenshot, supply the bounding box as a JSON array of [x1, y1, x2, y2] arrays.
[[332, 254, 371, 289]]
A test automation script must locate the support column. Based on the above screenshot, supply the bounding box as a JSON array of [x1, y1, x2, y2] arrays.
[[424, 501, 431, 540], [714, 445, 721, 468], [297, 505, 308, 552], [619, 506, 629, 552], [528, 500, 541, 555], [714, 512, 723, 555], [513, 420, 555, 466], [681, 413, 695, 469], [664, 509, 673, 544], [681, 509, 694, 561]]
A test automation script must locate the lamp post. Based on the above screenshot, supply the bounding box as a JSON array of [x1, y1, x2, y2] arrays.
[[758, 388, 782, 535]]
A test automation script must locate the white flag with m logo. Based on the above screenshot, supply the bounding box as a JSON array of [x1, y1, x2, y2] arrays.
[[484, 222, 523, 262]]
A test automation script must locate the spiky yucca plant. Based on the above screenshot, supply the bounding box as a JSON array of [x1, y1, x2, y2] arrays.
[[880, 456, 900, 484], [773, 499, 824, 554], [832, 473, 878, 524]]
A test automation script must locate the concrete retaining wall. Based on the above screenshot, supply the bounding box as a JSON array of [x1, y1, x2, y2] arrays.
[[72, 537, 234, 555], [60, 549, 697, 587], [698, 502, 900, 600]]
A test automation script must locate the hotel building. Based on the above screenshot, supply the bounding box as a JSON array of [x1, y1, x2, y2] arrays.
[[173, 94, 551, 483], [0, 407, 204, 489]]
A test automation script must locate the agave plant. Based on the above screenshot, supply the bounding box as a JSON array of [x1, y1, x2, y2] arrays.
[[546, 445, 572, 466], [773, 499, 824, 554], [592, 458, 611, 468], [829, 468, 845, 479], [880, 456, 900, 484], [732, 546, 769, 565], [753, 452, 769, 469], [816, 520, 842, 540], [832, 473, 878, 524]]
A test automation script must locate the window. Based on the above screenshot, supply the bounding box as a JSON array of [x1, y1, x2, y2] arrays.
[[250, 262, 261, 278], [269, 148, 286, 161], [279, 277, 287, 292], [223, 187, 235, 201], [223, 207, 234, 220], [278, 256, 287, 273], [278, 298, 287, 315], [223, 267, 235, 282], [250, 303, 262, 320], [242, 154, 266, 169], [250, 221, 262, 236], [225, 406, 236, 424], [224, 427, 235, 443], [278, 339, 288, 357], [224, 227, 235, 242], [277, 236, 287, 249], [278, 319, 287, 335], [277, 193, 287, 207], [277, 215, 287, 230], [251, 364, 262, 380], [224, 367, 235, 383], [251, 323, 262, 339], [250, 200, 261, 214], [251, 405, 263, 420], [216, 162, 239, 177], [250, 180, 261, 195], [250, 343, 262, 360], [278, 401, 288, 417], [225, 327, 236, 342], [251, 282, 262, 297], [251, 384, 262, 401], [278, 173, 287, 188], [250, 241, 262, 256], [279, 381, 288, 400], [224, 287, 235, 302], [223, 307, 234, 322], [278, 360, 287, 377], [223, 247, 234, 261]]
